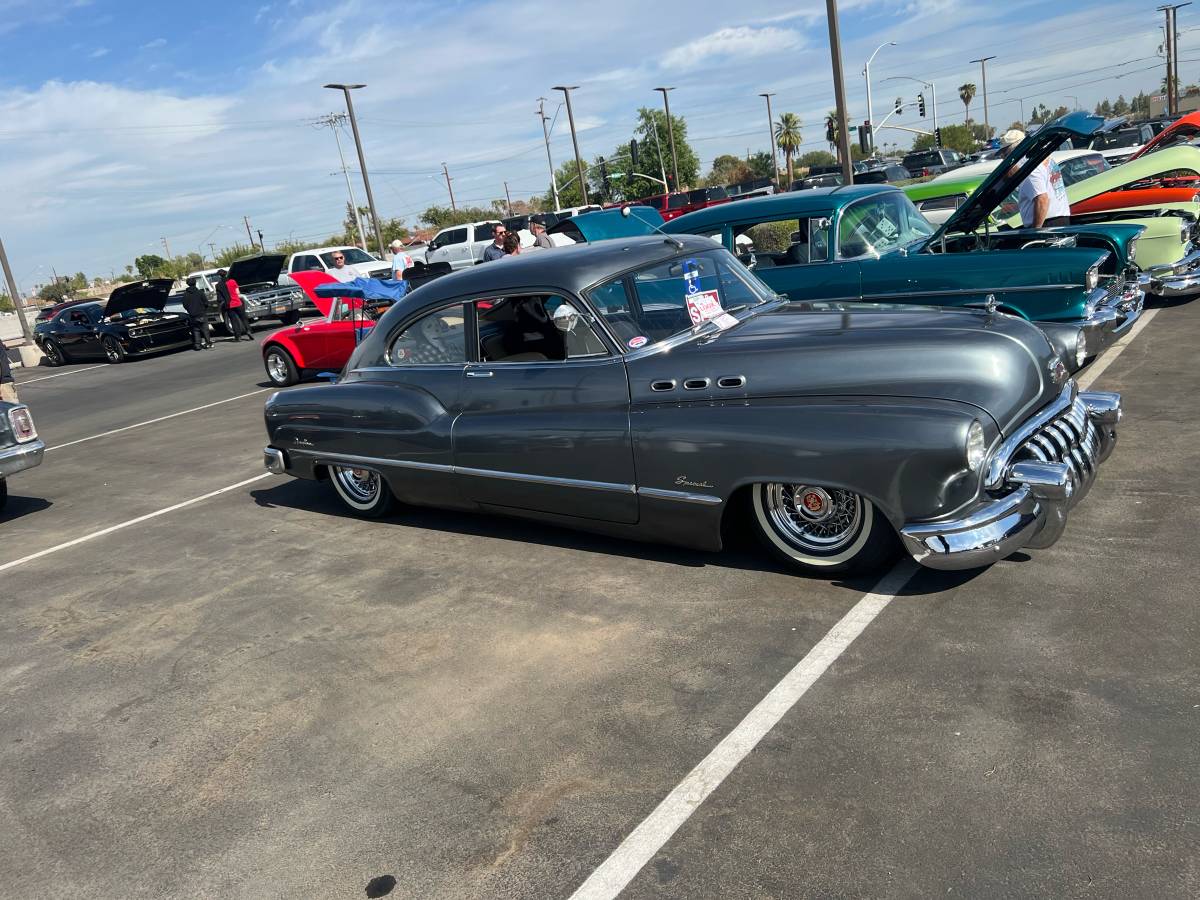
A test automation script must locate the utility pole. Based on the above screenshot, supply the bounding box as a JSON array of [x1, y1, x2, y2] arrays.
[[315, 112, 367, 250], [553, 85, 589, 206], [503, 181, 513, 217], [324, 83, 386, 257], [758, 92, 780, 186], [442, 162, 457, 211], [970, 55, 997, 136], [825, 0, 855, 184], [0, 236, 32, 342], [161, 236, 172, 258], [243, 216, 256, 250], [207, 242, 216, 261], [537, 97, 561, 210], [654, 87, 680, 190], [257, 229, 265, 250], [1159, 4, 1191, 115]]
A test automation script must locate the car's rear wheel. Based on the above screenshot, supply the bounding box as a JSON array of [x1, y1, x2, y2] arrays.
[[750, 483, 898, 574], [263, 346, 299, 386], [101, 336, 126, 364], [328, 465, 396, 518], [41, 340, 66, 367]]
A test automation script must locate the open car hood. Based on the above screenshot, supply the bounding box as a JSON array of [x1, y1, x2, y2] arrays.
[[929, 112, 1112, 242], [227, 253, 287, 286], [288, 270, 339, 317], [1129, 112, 1200, 161], [549, 207, 665, 243], [104, 279, 175, 318]]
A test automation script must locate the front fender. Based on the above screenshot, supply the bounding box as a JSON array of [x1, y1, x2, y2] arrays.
[[262, 327, 310, 367]]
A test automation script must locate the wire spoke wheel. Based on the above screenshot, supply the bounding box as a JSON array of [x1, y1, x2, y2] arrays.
[[334, 467, 379, 505], [751, 482, 894, 573], [329, 464, 395, 518]]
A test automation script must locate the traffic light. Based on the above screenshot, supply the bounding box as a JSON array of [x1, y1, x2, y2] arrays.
[[826, 119, 835, 143], [630, 139, 639, 168], [599, 157, 611, 194], [917, 93, 926, 117], [894, 97, 903, 114], [859, 121, 871, 154], [666, 171, 676, 190], [934, 127, 943, 147]]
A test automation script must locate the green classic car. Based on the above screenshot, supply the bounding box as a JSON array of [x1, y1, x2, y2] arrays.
[[664, 113, 1143, 371]]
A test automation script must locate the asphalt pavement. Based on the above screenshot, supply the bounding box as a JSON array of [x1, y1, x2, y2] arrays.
[[0, 305, 1196, 899]]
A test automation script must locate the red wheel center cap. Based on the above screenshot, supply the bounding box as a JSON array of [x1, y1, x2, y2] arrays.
[[802, 491, 825, 513]]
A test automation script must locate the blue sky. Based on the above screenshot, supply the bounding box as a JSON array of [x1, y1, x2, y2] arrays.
[[0, 0, 1180, 289]]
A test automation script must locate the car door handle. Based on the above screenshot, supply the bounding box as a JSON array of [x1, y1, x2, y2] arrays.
[[466, 370, 494, 378]]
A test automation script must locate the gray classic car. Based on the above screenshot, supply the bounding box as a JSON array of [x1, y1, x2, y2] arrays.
[[262, 236, 1122, 574], [1, 401, 44, 510]]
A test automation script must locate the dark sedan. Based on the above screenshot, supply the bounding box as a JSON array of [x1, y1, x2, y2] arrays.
[[262, 235, 1121, 575], [34, 279, 193, 365]]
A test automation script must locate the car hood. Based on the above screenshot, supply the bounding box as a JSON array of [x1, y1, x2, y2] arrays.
[[675, 303, 1067, 434], [1066, 145, 1200, 203], [931, 112, 1111, 241], [104, 279, 175, 317], [550, 207, 666, 242], [228, 253, 287, 286]]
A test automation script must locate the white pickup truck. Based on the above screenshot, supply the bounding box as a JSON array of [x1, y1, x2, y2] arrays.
[[425, 220, 503, 269], [280, 246, 394, 285]]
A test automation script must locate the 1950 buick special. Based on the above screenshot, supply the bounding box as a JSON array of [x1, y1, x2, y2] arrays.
[[262, 236, 1121, 574]]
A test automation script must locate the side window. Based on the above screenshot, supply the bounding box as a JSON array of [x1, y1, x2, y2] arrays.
[[587, 280, 640, 345], [838, 195, 907, 258], [67, 308, 92, 326], [475, 295, 608, 363], [387, 305, 467, 366], [735, 218, 829, 267], [445, 228, 468, 246], [473, 224, 496, 242]]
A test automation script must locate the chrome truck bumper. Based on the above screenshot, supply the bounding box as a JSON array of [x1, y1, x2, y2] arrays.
[[901, 384, 1120, 571], [1140, 247, 1200, 298]]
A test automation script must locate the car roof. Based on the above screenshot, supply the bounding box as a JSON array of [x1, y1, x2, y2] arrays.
[[664, 184, 897, 230], [434, 220, 502, 234], [394, 234, 718, 313]]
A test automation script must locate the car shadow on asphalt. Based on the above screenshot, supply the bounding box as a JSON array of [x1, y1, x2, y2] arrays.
[[0, 493, 52, 523]]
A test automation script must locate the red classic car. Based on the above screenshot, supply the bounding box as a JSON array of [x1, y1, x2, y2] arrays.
[[261, 272, 395, 386]]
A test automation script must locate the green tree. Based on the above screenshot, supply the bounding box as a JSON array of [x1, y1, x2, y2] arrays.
[[622, 107, 699, 198], [37, 279, 71, 303], [797, 150, 837, 171], [774, 112, 803, 188], [746, 150, 776, 180], [702, 153, 754, 188], [213, 243, 256, 268], [134, 254, 167, 278], [1112, 95, 1130, 115], [959, 83, 977, 122], [911, 123, 979, 154], [0, 291, 13, 313]]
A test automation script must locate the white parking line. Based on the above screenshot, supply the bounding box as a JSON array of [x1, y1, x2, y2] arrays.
[[45, 389, 269, 452], [0, 473, 271, 575], [17, 364, 107, 385], [570, 309, 1161, 899]]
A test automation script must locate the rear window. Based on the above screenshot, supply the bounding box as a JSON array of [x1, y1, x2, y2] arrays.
[[1058, 154, 1110, 187], [1090, 130, 1143, 150], [666, 194, 689, 209], [902, 151, 943, 169]]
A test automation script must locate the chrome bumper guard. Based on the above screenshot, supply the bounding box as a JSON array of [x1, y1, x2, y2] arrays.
[[901, 385, 1120, 571], [263, 446, 287, 474], [0, 438, 46, 480], [1038, 281, 1143, 370], [1140, 246, 1200, 297]]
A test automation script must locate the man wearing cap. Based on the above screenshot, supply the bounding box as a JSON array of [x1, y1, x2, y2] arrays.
[[1001, 129, 1071, 229], [389, 240, 414, 279], [529, 220, 554, 250]]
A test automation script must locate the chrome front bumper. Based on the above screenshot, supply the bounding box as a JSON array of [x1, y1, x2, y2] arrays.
[[1140, 247, 1200, 297], [1038, 281, 1143, 371], [264, 446, 287, 474], [0, 438, 45, 480], [900, 388, 1120, 571]]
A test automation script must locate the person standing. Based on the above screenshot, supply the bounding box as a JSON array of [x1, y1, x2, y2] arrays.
[[529, 220, 554, 249], [1000, 129, 1071, 228], [0, 337, 17, 404], [500, 232, 522, 258], [328, 251, 363, 283], [389, 240, 414, 279], [218, 270, 252, 341], [481, 224, 507, 262], [181, 277, 213, 349]]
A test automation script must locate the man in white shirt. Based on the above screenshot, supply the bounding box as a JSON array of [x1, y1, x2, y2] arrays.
[[389, 240, 414, 279], [327, 251, 363, 283], [1002, 129, 1071, 228]]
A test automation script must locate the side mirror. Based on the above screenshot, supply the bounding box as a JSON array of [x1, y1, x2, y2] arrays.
[[315, 371, 339, 383]]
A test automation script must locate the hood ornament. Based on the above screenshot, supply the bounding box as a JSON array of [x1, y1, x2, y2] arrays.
[[983, 293, 998, 314]]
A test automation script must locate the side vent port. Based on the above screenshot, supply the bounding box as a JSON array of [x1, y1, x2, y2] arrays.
[[717, 375, 746, 389], [683, 377, 710, 391], [650, 380, 676, 392]]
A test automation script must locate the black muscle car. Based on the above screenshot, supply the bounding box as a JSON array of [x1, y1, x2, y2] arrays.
[[34, 279, 193, 365], [262, 235, 1122, 575]]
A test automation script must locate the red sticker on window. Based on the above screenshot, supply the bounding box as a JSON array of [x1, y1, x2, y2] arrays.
[[627, 335, 648, 349]]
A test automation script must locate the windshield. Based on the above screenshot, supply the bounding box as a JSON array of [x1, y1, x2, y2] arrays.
[[107, 307, 160, 321], [1090, 130, 1143, 150], [586, 248, 774, 348], [903, 151, 943, 169], [320, 248, 377, 267], [838, 192, 934, 255]]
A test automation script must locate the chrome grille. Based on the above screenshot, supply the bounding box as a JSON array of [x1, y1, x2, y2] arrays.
[[1009, 395, 1099, 486], [1100, 274, 1126, 305]]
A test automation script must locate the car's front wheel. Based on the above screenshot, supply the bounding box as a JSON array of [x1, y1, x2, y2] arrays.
[[328, 465, 396, 518], [101, 336, 126, 363], [263, 346, 299, 386], [750, 483, 898, 574], [41, 340, 66, 367]]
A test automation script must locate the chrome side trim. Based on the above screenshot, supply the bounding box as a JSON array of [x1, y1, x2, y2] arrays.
[[293, 448, 454, 475], [985, 381, 1076, 489], [859, 283, 1082, 302], [639, 487, 724, 506], [456, 465, 637, 494]]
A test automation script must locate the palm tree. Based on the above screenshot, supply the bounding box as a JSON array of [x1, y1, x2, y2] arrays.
[[774, 113, 803, 186], [959, 83, 977, 123], [825, 109, 840, 159]]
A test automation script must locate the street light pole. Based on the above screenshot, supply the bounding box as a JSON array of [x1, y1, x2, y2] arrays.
[[324, 83, 386, 258], [553, 85, 588, 206], [758, 92, 780, 185], [1066, 94, 1080, 111], [654, 86, 680, 189], [863, 40, 896, 154], [537, 97, 561, 209], [825, 0, 855, 184], [969, 56, 997, 136]]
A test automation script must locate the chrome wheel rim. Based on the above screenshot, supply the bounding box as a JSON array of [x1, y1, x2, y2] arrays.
[[333, 466, 380, 506], [762, 483, 863, 553], [103, 339, 120, 362], [266, 352, 289, 383], [46, 342, 61, 364]]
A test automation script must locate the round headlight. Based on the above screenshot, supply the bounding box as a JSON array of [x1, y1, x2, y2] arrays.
[[1085, 265, 1100, 291], [1075, 331, 1089, 369], [1127, 236, 1138, 264], [966, 420, 987, 472]]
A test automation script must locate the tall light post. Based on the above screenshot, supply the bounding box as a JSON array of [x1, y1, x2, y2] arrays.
[[537, 97, 561, 210], [862, 40, 896, 154], [826, 0, 855, 184], [884, 75, 938, 135], [969, 56, 997, 136], [323, 83, 386, 257], [759, 92, 780, 185], [1066, 94, 1080, 111], [553, 85, 588, 206], [654, 86, 680, 190]]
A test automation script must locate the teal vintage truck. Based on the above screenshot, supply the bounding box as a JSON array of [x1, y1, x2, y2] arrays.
[[663, 113, 1143, 371]]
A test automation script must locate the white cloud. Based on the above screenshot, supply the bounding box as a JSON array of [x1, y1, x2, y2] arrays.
[[141, 37, 167, 49], [660, 25, 802, 71], [88, 46, 108, 58]]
